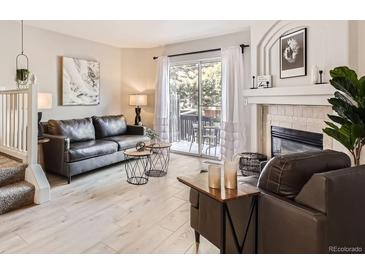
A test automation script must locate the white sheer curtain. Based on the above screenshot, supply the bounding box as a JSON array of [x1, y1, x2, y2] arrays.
[[153, 56, 169, 142], [220, 46, 246, 160]]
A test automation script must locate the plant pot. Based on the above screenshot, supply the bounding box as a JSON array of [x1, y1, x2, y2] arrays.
[[16, 69, 29, 82]]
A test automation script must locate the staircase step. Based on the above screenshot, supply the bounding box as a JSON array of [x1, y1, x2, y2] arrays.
[[0, 154, 27, 187], [0, 165, 27, 187], [0, 153, 22, 167], [0, 181, 35, 215]]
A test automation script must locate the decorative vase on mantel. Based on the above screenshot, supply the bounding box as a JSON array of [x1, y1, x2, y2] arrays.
[[310, 65, 319, 84]]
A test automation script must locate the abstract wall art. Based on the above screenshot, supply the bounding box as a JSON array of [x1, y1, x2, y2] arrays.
[[62, 57, 100, 105]]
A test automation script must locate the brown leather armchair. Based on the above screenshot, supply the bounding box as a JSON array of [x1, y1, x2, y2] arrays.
[[190, 150, 365, 253]]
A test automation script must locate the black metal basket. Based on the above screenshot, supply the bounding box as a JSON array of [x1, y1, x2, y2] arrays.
[[239, 152, 267, 176]]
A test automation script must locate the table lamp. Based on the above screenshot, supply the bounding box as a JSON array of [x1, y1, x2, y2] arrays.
[[129, 94, 147, 125], [38, 93, 52, 138]]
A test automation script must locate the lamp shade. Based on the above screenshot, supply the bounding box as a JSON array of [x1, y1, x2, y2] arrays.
[[129, 94, 147, 106], [38, 93, 53, 109]]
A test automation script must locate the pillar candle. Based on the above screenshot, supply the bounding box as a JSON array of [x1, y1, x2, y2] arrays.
[[208, 164, 221, 189], [224, 160, 237, 189]]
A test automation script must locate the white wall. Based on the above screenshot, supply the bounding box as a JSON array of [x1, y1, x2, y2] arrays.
[[250, 20, 350, 87], [0, 21, 122, 121], [350, 20, 365, 76], [120, 47, 163, 128], [349, 20, 365, 164]]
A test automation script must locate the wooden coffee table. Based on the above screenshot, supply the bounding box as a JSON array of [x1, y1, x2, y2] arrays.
[[177, 172, 260, 254]]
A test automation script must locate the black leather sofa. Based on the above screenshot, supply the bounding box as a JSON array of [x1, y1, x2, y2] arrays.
[[42, 115, 149, 183]]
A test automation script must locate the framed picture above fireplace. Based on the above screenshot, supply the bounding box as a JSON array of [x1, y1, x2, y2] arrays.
[[280, 28, 307, 79]]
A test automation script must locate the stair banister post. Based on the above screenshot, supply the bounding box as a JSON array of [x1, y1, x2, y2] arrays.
[[27, 85, 37, 165], [24, 84, 50, 204]]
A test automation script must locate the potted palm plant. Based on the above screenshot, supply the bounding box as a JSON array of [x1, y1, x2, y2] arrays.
[[323, 66, 365, 166]]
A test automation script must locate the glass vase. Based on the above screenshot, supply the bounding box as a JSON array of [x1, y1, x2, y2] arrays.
[[208, 164, 221, 189], [224, 160, 237, 189]]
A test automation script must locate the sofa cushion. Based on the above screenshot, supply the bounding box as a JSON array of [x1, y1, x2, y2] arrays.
[[295, 165, 365, 214], [238, 175, 259, 187], [294, 173, 328, 214], [48, 118, 95, 142], [257, 150, 351, 199], [92, 115, 128, 138], [103, 135, 150, 151], [65, 140, 118, 162]]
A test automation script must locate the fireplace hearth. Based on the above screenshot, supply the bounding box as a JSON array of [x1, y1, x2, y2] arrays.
[[271, 126, 323, 157]]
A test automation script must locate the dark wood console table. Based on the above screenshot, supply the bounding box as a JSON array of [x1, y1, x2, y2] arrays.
[[177, 173, 260, 254]]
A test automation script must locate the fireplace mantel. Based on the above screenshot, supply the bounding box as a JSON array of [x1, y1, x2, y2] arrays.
[[243, 84, 335, 106], [244, 84, 335, 155]]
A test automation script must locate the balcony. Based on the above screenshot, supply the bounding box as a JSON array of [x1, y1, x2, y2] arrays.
[[170, 110, 221, 158]]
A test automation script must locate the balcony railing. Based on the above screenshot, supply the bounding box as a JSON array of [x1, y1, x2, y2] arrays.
[[170, 112, 221, 143]]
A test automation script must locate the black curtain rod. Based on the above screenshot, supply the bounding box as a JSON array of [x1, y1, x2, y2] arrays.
[[153, 44, 249, 60]]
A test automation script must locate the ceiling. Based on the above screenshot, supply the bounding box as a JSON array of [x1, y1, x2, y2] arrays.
[[25, 20, 252, 48]]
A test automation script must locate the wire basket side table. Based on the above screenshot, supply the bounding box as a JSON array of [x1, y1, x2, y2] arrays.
[[124, 149, 152, 185], [145, 142, 172, 177]]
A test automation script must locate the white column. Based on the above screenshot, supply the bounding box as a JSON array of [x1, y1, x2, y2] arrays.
[[25, 85, 51, 204]]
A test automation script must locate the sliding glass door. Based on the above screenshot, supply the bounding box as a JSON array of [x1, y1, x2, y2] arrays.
[[169, 59, 222, 159]]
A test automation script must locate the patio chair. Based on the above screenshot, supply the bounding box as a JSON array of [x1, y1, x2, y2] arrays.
[[189, 123, 220, 157]]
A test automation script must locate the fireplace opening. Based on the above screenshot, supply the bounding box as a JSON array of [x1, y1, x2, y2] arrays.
[[271, 126, 323, 157]]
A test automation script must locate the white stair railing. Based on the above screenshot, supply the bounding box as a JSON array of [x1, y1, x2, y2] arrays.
[[0, 85, 50, 204], [0, 88, 28, 161]]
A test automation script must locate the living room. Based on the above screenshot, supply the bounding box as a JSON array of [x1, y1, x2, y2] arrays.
[[1, 0, 365, 273]]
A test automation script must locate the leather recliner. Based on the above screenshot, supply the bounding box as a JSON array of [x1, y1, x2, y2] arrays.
[[190, 150, 365, 253], [43, 114, 149, 183]]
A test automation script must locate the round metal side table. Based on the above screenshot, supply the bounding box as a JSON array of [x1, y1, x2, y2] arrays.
[[145, 142, 172, 177], [124, 148, 152, 185]]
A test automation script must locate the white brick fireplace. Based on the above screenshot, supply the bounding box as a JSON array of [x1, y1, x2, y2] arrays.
[[242, 84, 336, 158], [245, 20, 352, 160], [262, 104, 333, 157]]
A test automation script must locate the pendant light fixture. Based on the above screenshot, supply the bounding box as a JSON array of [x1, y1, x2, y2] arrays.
[[16, 20, 30, 88]]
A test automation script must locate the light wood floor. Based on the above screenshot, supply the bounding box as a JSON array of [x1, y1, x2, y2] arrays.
[[0, 153, 219, 254]]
